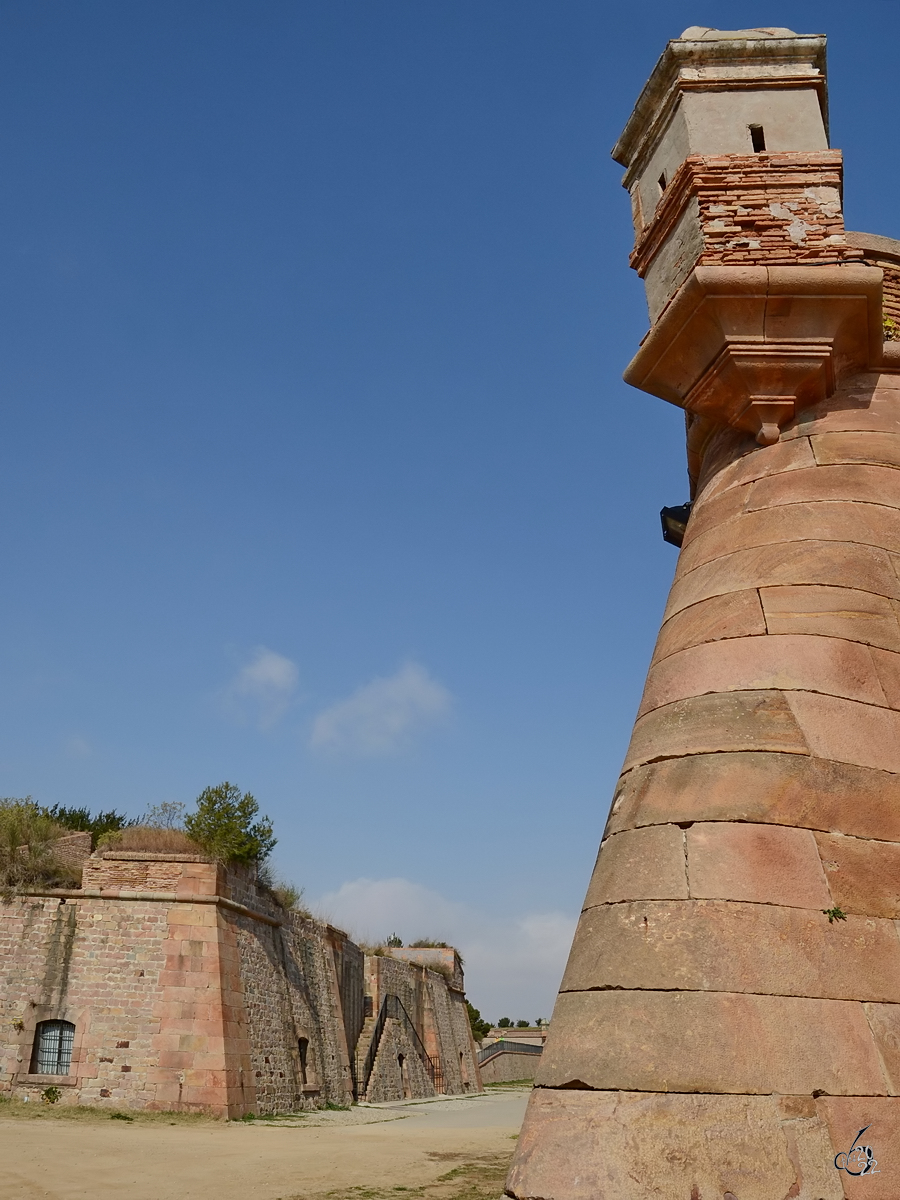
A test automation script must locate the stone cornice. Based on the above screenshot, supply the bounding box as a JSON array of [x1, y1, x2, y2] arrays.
[[624, 264, 883, 447], [23, 886, 284, 926]]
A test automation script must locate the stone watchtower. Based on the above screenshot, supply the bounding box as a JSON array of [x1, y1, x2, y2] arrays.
[[507, 28, 900, 1199]]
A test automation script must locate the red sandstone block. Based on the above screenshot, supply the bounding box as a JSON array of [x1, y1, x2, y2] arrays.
[[782, 391, 900, 442], [680, 481, 751, 544], [583, 825, 687, 907], [158, 971, 187, 988], [688, 822, 831, 908], [639, 634, 887, 719], [787, 691, 900, 774], [158, 1051, 193, 1069], [538, 990, 886, 1096], [815, 832, 900, 918], [812, 430, 900, 469], [864, 1004, 900, 1094], [167, 905, 217, 927], [622, 691, 809, 774], [506, 1090, 833, 1200], [651, 589, 766, 663], [697, 435, 815, 503], [180, 970, 219, 989], [870, 647, 900, 709], [152, 1034, 186, 1053], [761, 585, 900, 653], [817, 1096, 900, 1200]]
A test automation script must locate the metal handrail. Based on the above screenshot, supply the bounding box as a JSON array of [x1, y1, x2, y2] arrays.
[[477, 1038, 544, 1066], [356, 993, 441, 1099]]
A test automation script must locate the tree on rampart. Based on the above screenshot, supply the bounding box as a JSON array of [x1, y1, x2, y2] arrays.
[[184, 781, 276, 864]]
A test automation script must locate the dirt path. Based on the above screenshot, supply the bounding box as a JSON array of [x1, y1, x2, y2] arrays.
[[0, 1090, 528, 1200]]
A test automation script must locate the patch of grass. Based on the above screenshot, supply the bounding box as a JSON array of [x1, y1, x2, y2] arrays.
[[484, 1080, 533, 1089], [99, 825, 202, 854], [0, 1097, 218, 1124], [297, 1151, 512, 1200]]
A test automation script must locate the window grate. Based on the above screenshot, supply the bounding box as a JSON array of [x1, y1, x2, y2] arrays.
[[31, 1020, 75, 1075]]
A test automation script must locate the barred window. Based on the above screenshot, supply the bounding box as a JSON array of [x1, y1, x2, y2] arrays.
[[30, 1020, 75, 1075]]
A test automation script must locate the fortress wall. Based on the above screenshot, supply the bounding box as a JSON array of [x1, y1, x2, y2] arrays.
[[0, 894, 171, 1108]]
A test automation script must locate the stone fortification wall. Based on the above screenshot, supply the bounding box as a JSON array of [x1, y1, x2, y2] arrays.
[[847, 230, 900, 329], [81, 852, 221, 896], [51, 832, 92, 872], [1, 853, 478, 1116], [231, 906, 360, 1113], [479, 1048, 539, 1085], [360, 953, 481, 1101], [0, 894, 172, 1107], [365, 1014, 433, 1102]]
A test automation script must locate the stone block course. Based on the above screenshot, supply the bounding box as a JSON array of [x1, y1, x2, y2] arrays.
[[606, 751, 900, 844], [622, 690, 810, 774], [664, 541, 900, 624], [562, 899, 900, 1002], [681, 500, 900, 575], [748, 463, 900, 512], [697, 432, 816, 503], [537, 990, 886, 1096], [507, 1089, 842, 1200], [638, 634, 890, 718]]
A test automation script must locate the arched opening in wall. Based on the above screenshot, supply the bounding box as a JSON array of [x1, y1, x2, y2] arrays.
[[298, 1038, 309, 1085], [30, 1020, 75, 1076], [397, 1053, 411, 1100]]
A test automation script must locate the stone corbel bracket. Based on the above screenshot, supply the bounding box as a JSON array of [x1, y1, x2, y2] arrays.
[[624, 264, 884, 451]]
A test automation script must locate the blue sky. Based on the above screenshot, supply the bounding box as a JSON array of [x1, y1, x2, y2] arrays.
[[0, 1, 897, 1018]]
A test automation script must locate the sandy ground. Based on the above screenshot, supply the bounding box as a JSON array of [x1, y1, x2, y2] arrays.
[[0, 1089, 529, 1200]]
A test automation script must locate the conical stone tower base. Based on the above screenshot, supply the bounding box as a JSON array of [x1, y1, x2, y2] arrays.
[[506, 28, 900, 1200]]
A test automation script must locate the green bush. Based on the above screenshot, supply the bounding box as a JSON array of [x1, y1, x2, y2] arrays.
[[38, 804, 134, 849], [0, 799, 71, 900], [184, 783, 275, 864], [41, 1087, 61, 1105]]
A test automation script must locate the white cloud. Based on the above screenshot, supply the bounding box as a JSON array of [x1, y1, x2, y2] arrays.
[[64, 737, 91, 759], [310, 661, 452, 755], [313, 875, 576, 1023], [222, 646, 299, 729]]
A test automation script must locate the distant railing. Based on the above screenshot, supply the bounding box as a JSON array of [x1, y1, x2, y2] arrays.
[[355, 993, 442, 1099], [477, 1039, 544, 1067]]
